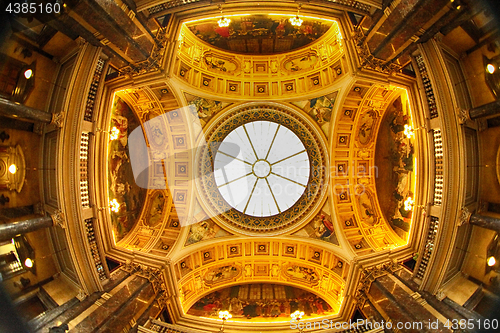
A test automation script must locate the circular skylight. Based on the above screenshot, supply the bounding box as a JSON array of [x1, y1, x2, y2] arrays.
[[213, 121, 310, 217]]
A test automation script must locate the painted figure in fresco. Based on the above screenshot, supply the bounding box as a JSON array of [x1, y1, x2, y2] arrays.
[[191, 97, 222, 120], [204, 55, 227, 72], [314, 214, 334, 239], [189, 285, 333, 320], [205, 265, 238, 283], [309, 96, 333, 124], [286, 266, 318, 283], [358, 110, 377, 145], [187, 220, 217, 244]]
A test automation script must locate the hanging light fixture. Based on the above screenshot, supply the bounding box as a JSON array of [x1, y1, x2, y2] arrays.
[[218, 310, 232, 332], [218, 4, 231, 28], [290, 4, 303, 27]]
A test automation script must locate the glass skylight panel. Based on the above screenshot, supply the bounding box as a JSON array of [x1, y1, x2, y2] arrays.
[[214, 121, 310, 217]]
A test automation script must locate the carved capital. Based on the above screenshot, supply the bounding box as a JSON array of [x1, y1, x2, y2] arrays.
[[157, 291, 170, 309], [355, 260, 401, 303], [123, 261, 166, 293], [458, 207, 472, 226], [436, 289, 446, 301], [76, 289, 87, 301], [50, 112, 65, 128], [50, 210, 66, 229], [456, 107, 470, 125], [119, 27, 168, 77]]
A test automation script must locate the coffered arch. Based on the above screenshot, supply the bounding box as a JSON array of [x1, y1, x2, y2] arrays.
[[172, 238, 351, 314]]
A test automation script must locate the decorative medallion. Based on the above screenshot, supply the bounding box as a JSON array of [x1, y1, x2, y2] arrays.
[[196, 103, 328, 235]]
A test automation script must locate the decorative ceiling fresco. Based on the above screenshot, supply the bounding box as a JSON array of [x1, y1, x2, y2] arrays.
[[187, 283, 334, 321], [186, 15, 333, 54], [183, 92, 229, 128], [293, 201, 339, 246], [108, 97, 147, 241], [330, 83, 413, 253], [175, 20, 345, 99], [175, 239, 347, 315], [290, 91, 338, 136], [185, 218, 230, 246], [375, 96, 415, 240], [107, 86, 185, 252]]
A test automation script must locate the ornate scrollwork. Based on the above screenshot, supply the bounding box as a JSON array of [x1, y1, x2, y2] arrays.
[[122, 261, 167, 293], [50, 112, 65, 128], [352, 27, 401, 75], [119, 27, 169, 77], [458, 207, 472, 226], [354, 260, 401, 306], [50, 210, 65, 229], [456, 107, 470, 125]]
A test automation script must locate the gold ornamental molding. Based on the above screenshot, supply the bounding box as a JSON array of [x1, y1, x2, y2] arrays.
[[173, 21, 347, 99], [354, 260, 401, 306], [172, 238, 349, 314], [119, 27, 170, 77], [351, 27, 402, 75]]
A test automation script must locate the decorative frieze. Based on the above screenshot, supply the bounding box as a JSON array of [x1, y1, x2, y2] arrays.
[[84, 218, 106, 280], [415, 216, 440, 281], [84, 58, 105, 122], [415, 54, 438, 119]]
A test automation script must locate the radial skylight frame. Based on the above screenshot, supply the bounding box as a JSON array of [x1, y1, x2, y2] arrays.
[[214, 121, 310, 217]]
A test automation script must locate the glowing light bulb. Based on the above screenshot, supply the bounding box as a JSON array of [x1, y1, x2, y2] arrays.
[[404, 124, 414, 138], [218, 17, 231, 27], [290, 310, 304, 320], [290, 16, 303, 26], [218, 310, 232, 320], [110, 199, 120, 212], [404, 197, 414, 211], [24, 258, 33, 268], [24, 69, 33, 79], [487, 256, 496, 267], [487, 64, 496, 74], [8, 164, 17, 174], [110, 127, 120, 140]]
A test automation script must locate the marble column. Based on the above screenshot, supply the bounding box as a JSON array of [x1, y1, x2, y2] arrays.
[[442, 298, 484, 321], [362, 297, 394, 333], [371, 276, 451, 332], [469, 214, 500, 232], [469, 99, 500, 120], [0, 215, 53, 242], [0, 97, 52, 123], [391, 271, 468, 324], [35, 269, 131, 333]]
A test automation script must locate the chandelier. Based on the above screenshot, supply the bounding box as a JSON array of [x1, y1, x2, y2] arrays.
[[290, 4, 303, 27], [218, 4, 231, 27]]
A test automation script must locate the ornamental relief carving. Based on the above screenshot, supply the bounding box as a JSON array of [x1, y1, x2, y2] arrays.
[[178, 259, 345, 312], [176, 22, 344, 80]]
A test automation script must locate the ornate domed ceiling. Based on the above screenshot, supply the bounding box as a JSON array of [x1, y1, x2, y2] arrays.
[[100, 8, 422, 328]]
